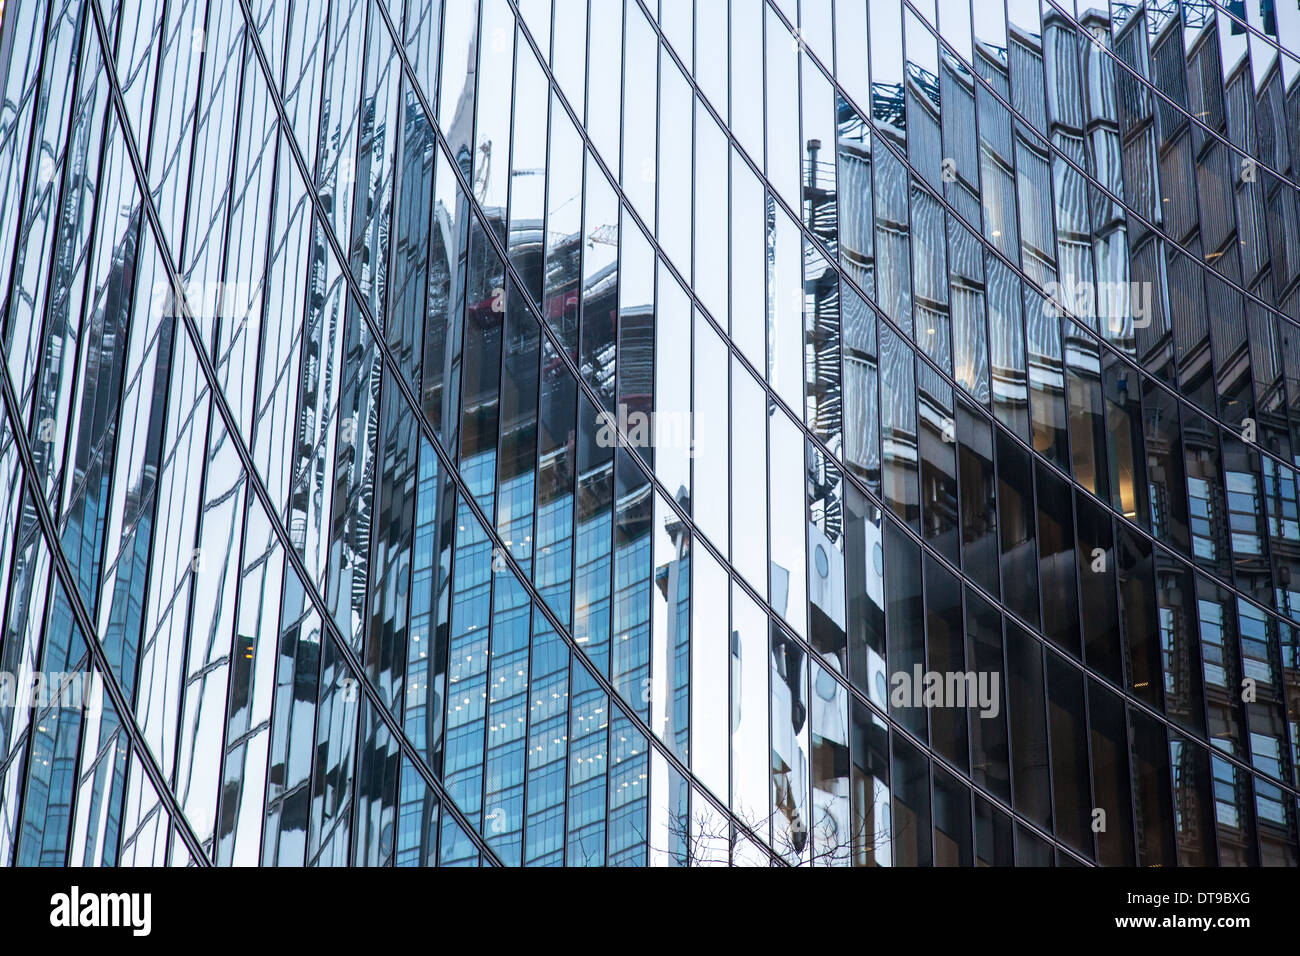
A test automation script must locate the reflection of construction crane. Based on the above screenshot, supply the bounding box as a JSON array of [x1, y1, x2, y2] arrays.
[[473, 140, 492, 200], [586, 224, 617, 248], [507, 162, 545, 207], [1109, 0, 1236, 33]]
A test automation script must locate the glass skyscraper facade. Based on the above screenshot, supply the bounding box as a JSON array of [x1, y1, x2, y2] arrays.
[[0, 0, 1298, 868]]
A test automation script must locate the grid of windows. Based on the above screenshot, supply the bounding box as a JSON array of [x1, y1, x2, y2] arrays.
[[0, 0, 1298, 866]]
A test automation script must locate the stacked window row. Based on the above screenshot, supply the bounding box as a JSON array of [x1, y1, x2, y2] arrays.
[[504, 0, 1300, 862], [0, 0, 1298, 865]]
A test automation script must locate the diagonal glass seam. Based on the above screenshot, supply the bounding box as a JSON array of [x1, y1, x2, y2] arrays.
[[763, 0, 1300, 486], [151, 0, 784, 868], [361, 0, 1180, 861], [0, 8, 198, 866], [7, 0, 977, 868], [897, 0, 1300, 470], [65, 327, 186, 594], [450, 4, 1091, 863], [168, 6, 280, 872], [15, 0, 1279, 868], [629, 0, 1300, 646], [375, 0, 1300, 831], [0, 648, 93, 782], [362, 0, 787, 865], [84, 0, 506, 869], [1207, 0, 1300, 68], [638, 0, 1299, 802], [229, 0, 792, 866], [0, 362, 212, 866], [25, 0, 1300, 868], [114, 0, 1300, 868], [366, 0, 1080, 860], [0, 3, 98, 467], [1043, 0, 1300, 192], [0, 2, 63, 338], [0, 3, 57, 164], [510, 0, 1295, 817], [557, 0, 1300, 595], [531, 0, 1300, 719], [914, 0, 1300, 310], [501, 0, 1300, 806]]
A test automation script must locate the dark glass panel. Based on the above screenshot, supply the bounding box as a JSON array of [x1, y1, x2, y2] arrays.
[[1088, 678, 1135, 866], [1169, 732, 1217, 866], [850, 699, 891, 866], [974, 795, 1014, 867], [885, 518, 926, 739], [1143, 382, 1191, 556], [1222, 431, 1275, 608], [845, 483, 887, 707], [1183, 407, 1231, 580], [890, 734, 932, 867], [1103, 354, 1148, 526], [1045, 652, 1092, 858], [918, 373, 959, 563], [459, 224, 504, 472], [1154, 551, 1207, 736], [932, 766, 973, 867], [956, 399, 999, 598], [924, 554, 967, 771], [423, 144, 468, 446], [965, 587, 1010, 803], [880, 326, 920, 527], [1025, 292, 1071, 472], [1128, 706, 1177, 867], [497, 278, 540, 572], [1015, 822, 1054, 866], [535, 338, 577, 628], [996, 427, 1039, 627], [1195, 574, 1247, 756], [1063, 321, 1110, 501], [1006, 620, 1051, 829], [1075, 493, 1123, 684], [1035, 462, 1080, 656], [1115, 523, 1162, 709], [1211, 753, 1259, 867]]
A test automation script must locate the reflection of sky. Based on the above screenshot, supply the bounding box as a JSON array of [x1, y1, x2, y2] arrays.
[[1244, 0, 1300, 87], [906, 8, 939, 78], [1005, 0, 1042, 41], [1211, 1, 1300, 91], [971, 0, 1007, 48], [1277, 1, 1300, 85], [870, 0, 904, 84], [936, 0, 974, 59]]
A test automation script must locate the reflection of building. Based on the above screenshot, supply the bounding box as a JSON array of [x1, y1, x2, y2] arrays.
[[2, 0, 1299, 870]]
